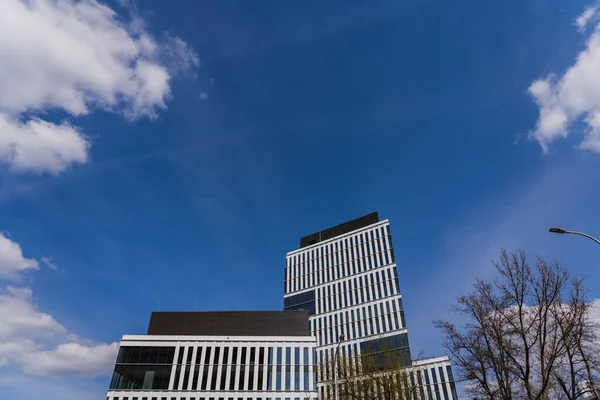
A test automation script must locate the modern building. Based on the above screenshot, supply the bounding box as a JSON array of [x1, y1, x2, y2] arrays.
[[107, 311, 318, 400], [283, 212, 458, 399]]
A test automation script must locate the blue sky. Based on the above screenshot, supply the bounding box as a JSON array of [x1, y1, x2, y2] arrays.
[[2, 0, 600, 398]]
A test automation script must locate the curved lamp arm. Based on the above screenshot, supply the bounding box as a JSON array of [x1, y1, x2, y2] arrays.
[[549, 227, 600, 246]]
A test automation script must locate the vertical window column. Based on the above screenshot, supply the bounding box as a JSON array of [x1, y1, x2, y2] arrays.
[[284, 347, 291, 391], [276, 347, 282, 390], [294, 347, 300, 391], [241, 347, 250, 391], [176, 346, 188, 390], [168, 345, 181, 390], [185, 346, 197, 390], [309, 256, 314, 287]]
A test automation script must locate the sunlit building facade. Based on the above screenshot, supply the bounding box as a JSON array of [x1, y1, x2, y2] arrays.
[[106, 311, 318, 400], [283, 212, 458, 400]]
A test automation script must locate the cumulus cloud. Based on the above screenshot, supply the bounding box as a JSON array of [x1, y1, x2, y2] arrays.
[[0, 0, 197, 174], [529, 3, 600, 152], [0, 234, 39, 280], [21, 342, 119, 377], [0, 116, 89, 175], [0, 233, 118, 377]]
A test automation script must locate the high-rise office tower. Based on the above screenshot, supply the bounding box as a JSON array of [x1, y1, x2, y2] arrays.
[[283, 213, 458, 400]]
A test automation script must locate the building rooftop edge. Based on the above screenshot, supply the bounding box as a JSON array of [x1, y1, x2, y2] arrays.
[[120, 334, 318, 342], [411, 355, 451, 366], [287, 218, 390, 256]]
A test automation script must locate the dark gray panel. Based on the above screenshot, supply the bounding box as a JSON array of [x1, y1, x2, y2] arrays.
[[299, 212, 380, 248], [147, 311, 310, 336]]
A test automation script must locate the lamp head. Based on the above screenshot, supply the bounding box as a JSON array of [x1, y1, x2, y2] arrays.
[[549, 227, 568, 234]]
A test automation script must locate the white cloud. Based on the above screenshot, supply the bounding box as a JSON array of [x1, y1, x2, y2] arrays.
[[21, 342, 119, 377], [576, 3, 600, 31], [529, 4, 600, 152], [200, 91, 209, 100], [0, 372, 109, 400], [0, 0, 197, 174], [0, 234, 39, 280], [0, 233, 118, 378], [0, 115, 89, 174], [0, 286, 66, 342]]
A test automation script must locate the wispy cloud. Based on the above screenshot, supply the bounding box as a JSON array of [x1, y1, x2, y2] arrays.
[[407, 155, 600, 357], [576, 2, 600, 31], [41, 257, 62, 273]]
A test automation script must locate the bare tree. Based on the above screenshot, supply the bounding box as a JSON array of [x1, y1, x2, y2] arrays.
[[318, 339, 419, 400], [434, 250, 600, 400]]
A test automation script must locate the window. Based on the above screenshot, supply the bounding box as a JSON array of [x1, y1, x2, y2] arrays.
[[249, 349, 256, 390], [192, 365, 200, 390], [195, 347, 203, 365], [276, 366, 282, 390], [229, 362, 237, 390], [182, 364, 191, 390], [285, 347, 291, 365], [109, 364, 172, 390], [276, 347, 282, 364], [217, 356, 227, 389], [303, 348, 308, 365], [359, 333, 412, 369], [116, 346, 175, 365], [173, 365, 182, 389], [201, 368, 209, 390]]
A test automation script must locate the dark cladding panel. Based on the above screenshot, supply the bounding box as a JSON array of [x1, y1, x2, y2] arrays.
[[147, 311, 310, 336], [299, 212, 380, 248]]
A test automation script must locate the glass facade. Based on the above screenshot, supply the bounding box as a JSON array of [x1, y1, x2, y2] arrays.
[[110, 347, 176, 390], [108, 341, 316, 397]]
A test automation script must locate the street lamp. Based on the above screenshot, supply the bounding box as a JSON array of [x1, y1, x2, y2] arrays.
[[549, 227, 600, 246], [333, 334, 345, 400]]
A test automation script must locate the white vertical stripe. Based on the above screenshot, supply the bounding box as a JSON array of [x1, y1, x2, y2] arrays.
[[206, 347, 215, 391], [176, 346, 186, 389], [253, 346, 260, 390], [316, 287, 321, 314], [243, 348, 250, 391], [214, 346, 224, 390], [353, 309, 360, 339], [223, 346, 233, 390], [262, 347, 269, 390], [309, 257, 314, 287], [168, 345, 180, 390], [379, 304, 387, 333], [187, 346, 198, 390], [234, 346, 242, 391], [194, 346, 205, 390], [281, 347, 287, 390]]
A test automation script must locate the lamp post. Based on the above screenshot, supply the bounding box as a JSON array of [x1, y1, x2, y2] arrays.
[[333, 334, 345, 400], [549, 227, 600, 246], [550, 227, 600, 399]]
